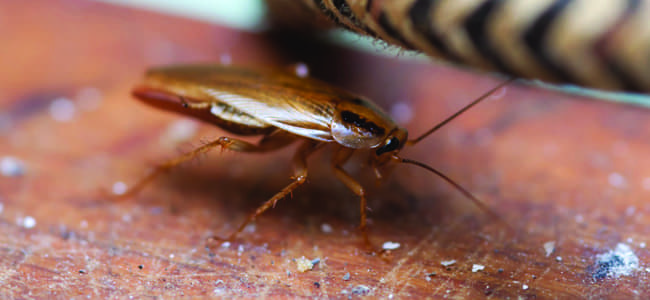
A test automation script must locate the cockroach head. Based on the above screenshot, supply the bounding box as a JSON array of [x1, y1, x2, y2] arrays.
[[375, 128, 408, 156]]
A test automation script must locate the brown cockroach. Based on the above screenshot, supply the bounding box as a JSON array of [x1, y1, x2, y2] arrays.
[[125, 64, 512, 245]]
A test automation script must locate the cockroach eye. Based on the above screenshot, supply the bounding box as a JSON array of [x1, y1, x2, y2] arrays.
[[376, 137, 400, 155]]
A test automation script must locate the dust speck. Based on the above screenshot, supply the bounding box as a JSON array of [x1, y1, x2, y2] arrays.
[[1, 156, 25, 177], [441, 260, 456, 267], [608, 172, 626, 188], [343, 272, 351, 281], [121, 214, 132, 222], [49, 97, 76, 122], [575, 214, 584, 223], [220, 53, 232, 65], [543, 241, 556, 257], [22, 216, 36, 228], [213, 286, 227, 296], [350, 285, 370, 295], [294, 62, 310, 78], [382, 241, 400, 250], [112, 181, 127, 195], [162, 119, 199, 145], [244, 223, 256, 233], [592, 243, 639, 279], [320, 223, 333, 233], [472, 264, 485, 272], [296, 256, 314, 272], [390, 101, 413, 124]]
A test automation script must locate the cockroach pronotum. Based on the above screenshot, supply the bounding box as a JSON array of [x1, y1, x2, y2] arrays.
[[123, 64, 512, 246]]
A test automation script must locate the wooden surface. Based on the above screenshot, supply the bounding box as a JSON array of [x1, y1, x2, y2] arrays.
[[2, 1, 650, 298]]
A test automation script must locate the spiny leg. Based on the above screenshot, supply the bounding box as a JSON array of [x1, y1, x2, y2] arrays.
[[331, 147, 373, 249], [223, 140, 321, 240], [118, 132, 295, 198]]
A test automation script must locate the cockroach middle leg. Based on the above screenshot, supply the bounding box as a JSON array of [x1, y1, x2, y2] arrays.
[[119, 132, 296, 198], [331, 147, 373, 250], [214, 140, 321, 241]]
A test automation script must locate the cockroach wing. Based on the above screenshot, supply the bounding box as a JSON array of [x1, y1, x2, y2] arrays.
[[138, 64, 366, 142], [204, 89, 336, 142]]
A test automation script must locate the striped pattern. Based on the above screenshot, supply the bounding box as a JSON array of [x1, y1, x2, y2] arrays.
[[268, 0, 650, 93]]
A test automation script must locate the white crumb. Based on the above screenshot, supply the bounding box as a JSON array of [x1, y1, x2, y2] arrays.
[[543, 241, 556, 257], [382, 241, 400, 250], [595, 243, 639, 278], [472, 264, 485, 272], [295, 256, 314, 272], [441, 260, 456, 267]]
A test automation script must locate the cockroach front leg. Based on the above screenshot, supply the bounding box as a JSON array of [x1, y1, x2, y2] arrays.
[[214, 140, 321, 241], [331, 147, 374, 250], [118, 133, 295, 199]]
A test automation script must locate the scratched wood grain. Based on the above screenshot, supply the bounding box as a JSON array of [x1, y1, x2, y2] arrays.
[[1, 0, 650, 298]]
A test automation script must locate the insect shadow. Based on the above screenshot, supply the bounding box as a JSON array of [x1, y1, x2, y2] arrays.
[[146, 149, 430, 231]]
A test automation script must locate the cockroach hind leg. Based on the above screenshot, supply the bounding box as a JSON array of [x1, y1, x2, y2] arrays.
[[207, 141, 318, 246], [112, 135, 295, 201], [108, 138, 232, 201]]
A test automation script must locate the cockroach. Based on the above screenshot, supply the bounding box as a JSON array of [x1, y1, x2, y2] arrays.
[[125, 64, 512, 245]]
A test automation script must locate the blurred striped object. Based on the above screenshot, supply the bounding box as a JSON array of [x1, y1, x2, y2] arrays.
[[267, 0, 650, 94]]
